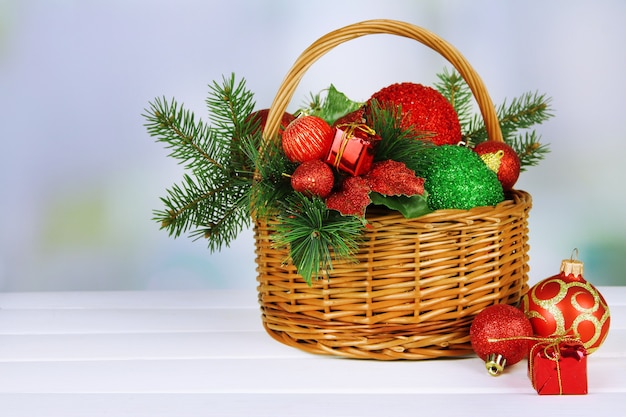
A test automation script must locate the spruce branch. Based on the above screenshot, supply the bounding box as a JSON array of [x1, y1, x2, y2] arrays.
[[368, 100, 434, 174], [435, 68, 553, 169], [206, 73, 257, 140], [273, 193, 364, 285], [240, 130, 297, 217], [144, 97, 227, 172], [145, 74, 257, 251], [508, 131, 551, 172], [465, 91, 554, 144], [153, 169, 251, 251], [434, 68, 474, 127]]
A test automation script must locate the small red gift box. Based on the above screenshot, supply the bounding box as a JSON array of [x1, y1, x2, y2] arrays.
[[325, 124, 378, 176], [529, 339, 588, 395]]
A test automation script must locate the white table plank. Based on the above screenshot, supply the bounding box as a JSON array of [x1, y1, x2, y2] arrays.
[[1, 306, 621, 333], [0, 308, 261, 334], [0, 332, 308, 361], [0, 355, 623, 394], [0, 328, 623, 362], [3, 393, 625, 417]]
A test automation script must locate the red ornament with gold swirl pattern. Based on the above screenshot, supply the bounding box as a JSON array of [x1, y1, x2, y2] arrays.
[[521, 251, 610, 354]]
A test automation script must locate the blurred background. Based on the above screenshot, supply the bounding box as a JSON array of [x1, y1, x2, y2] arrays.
[[1, 0, 624, 291]]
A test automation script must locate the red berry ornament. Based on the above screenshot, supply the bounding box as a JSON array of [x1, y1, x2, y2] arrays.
[[474, 141, 521, 190], [290, 160, 335, 198], [522, 252, 610, 354], [470, 304, 534, 376], [367, 82, 462, 146], [282, 116, 334, 163]]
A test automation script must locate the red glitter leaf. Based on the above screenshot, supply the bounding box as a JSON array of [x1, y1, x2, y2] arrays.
[[364, 160, 425, 196], [325, 176, 371, 217]]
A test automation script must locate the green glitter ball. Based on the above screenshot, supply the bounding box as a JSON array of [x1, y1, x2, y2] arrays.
[[422, 145, 504, 211]]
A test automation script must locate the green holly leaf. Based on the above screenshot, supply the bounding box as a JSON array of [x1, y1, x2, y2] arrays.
[[315, 84, 362, 125], [369, 192, 432, 219]]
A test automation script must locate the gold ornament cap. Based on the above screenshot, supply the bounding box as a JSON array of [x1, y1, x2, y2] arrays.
[[560, 248, 584, 278], [479, 150, 504, 173], [485, 353, 506, 376]]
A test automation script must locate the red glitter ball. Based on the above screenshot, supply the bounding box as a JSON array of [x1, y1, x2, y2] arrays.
[[470, 304, 533, 367], [473, 141, 521, 190], [290, 160, 334, 198], [364, 160, 424, 196], [367, 82, 462, 146]]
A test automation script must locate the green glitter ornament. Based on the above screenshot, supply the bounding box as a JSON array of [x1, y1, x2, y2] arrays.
[[422, 145, 504, 211]]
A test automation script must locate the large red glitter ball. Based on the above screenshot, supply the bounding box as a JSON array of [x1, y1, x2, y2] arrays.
[[522, 268, 611, 354], [470, 304, 533, 369], [367, 82, 462, 146], [473, 141, 521, 190]]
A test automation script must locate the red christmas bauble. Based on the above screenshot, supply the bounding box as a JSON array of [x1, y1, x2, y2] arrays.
[[290, 160, 335, 198], [522, 257, 611, 354], [473, 141, 521, 190], [282, 116, 334, 163], [366, 82, 462, 146], [470, 304, 533, 376]]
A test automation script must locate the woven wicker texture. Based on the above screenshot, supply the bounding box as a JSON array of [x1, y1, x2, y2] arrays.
[[256, 19, 531, 360]]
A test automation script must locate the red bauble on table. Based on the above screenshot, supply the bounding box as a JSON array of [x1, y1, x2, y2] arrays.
[[473, 141, 521, 190], [290, 160, 335, 198], [470, 304, 534, 376], [281, 115, 334, 163], [522, 254, 611, 354]]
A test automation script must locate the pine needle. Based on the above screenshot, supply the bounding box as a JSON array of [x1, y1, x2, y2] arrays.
[[273, 194, 364, 285]]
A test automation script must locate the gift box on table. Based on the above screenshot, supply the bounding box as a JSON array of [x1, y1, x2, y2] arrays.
[[529, 338, 588, 395]]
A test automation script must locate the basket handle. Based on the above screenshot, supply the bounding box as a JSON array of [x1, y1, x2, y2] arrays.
[[263, 19, 502, 143]]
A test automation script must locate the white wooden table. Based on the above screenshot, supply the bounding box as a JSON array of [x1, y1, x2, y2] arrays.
[[0, 287, 624, 417]]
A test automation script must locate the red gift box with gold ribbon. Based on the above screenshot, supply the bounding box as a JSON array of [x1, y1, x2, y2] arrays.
[[529, 338, 588, 395], [325, 124, 378, 176]]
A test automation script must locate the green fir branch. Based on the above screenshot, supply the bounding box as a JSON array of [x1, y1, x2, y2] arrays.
[[152, 169, 251, 251], [465, 91, 554, 144], [273, 193, 364, 285], [507, 130, 551, 172], [434, 68, 474, 128], [145, 75, 257, 251], [435, 68, 553, 169], [206, 74, 257, 140], [144, 97, 227, 172], [367, 100, 434, 174], [240, 130, 297, 217]]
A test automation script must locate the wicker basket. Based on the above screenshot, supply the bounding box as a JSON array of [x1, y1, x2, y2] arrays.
[[256, 19, 531, 360]]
